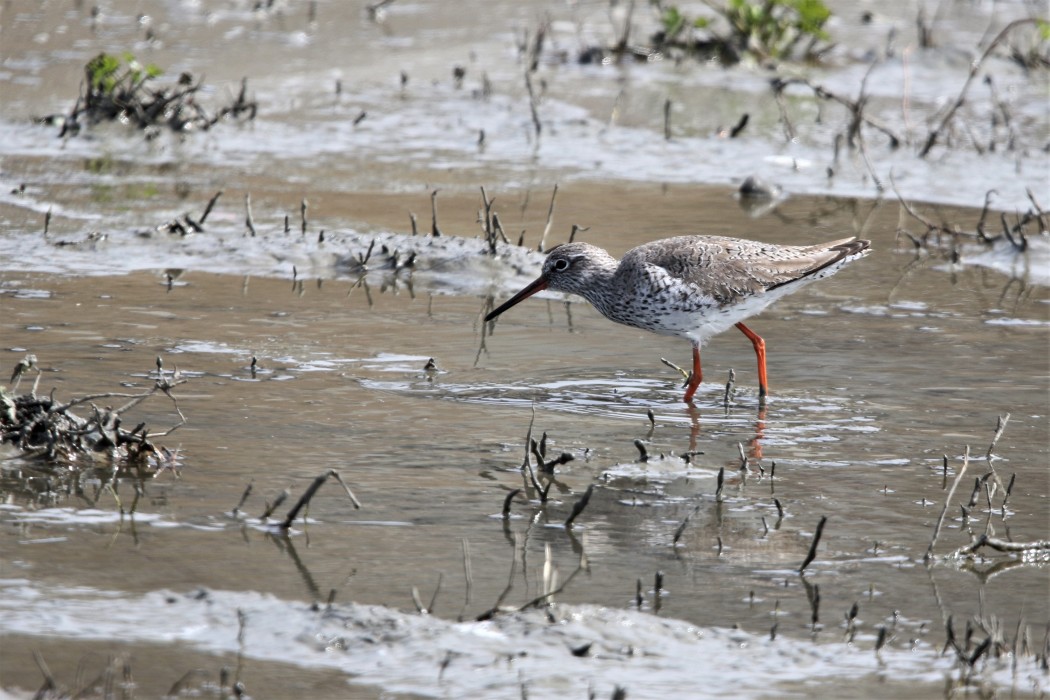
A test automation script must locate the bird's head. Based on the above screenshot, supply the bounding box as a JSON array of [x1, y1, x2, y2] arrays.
[[484, 242, 616, 321]]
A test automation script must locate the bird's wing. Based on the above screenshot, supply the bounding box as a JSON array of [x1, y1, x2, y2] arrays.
[[629, 236, 866, 304]]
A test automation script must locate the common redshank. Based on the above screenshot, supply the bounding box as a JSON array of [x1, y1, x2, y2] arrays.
[[484, 235, 871, 402]]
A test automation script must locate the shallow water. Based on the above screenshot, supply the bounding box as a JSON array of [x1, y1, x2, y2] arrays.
[[1, 2, 1048, 698], [2, 186, 1047, 698]]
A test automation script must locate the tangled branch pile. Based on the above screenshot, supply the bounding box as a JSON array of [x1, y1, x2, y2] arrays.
[[1, 359, 186, 476], [49, 52, 256, 138]]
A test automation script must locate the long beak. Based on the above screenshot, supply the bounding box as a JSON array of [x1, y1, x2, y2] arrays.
[[484, 276, 549, 322]]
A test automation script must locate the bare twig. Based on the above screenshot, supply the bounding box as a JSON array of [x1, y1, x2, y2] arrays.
[[244, 193, 256, 237], [538, 184, 558, 252], [524, 71, 542, 140], [461, 538, 473, 607], [510, 553, 586, 612], [427, 572, 443, 614], [520, 406, 546, 498], [480, 186, 497, 254], [723, 368, 736, 407], [260, 489, 289, 520], [798, 515, 828, 574], [986, 413, 1010, 461], [330, 471, 363, 509], [952, 534, 1050, 558], [279, 469, 359, 530], [920, 19, 1042, 158], [199, 190, 223, 225], [476, 535, 519, 620], [564, 484, 595, 528], [660, 357, 690, 384], [672, 504, 702, 546], [232, 480, 253, 517], [925, 446, 971, 562], [502, 488, 522, 517], [430, 189, 442, 237]]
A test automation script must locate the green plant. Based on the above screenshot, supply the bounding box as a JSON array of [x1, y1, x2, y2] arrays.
[[659, 5, 710, 45], [721, 0, 831, 60], [85, 52, 163, 103], [652, 0, 832, 63], [56, 52, 254, 138]]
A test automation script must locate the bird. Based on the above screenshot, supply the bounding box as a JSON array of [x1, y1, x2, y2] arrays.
[[484, 235, 871, 403]]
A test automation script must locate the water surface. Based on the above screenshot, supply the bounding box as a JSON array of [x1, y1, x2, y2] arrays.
[[1, 1, 1047, 698]]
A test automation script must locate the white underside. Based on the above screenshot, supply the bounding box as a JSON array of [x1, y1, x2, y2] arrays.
[[639, 253, 862, 346]]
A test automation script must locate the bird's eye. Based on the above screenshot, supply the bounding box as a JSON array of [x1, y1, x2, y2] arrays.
[[553, 259, 570, 272]]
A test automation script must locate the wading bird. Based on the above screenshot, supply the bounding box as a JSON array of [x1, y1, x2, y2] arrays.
[[485, 235, 871, 402]]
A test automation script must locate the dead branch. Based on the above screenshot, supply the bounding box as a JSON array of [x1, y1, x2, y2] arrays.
[[502, 488, 523, 517], [920, 19, 1043, 158], [279, 469, 360, 530], [475, 535, 519, 620], [893, 177, 1045, 252], [926, 446, 971, 562], [2, 369, 188, 471], [772, 75, 903, 149], [798, 515, 828, 573], [953, 534, 1050, 558], [538, 184, 558, 252], [564, 484, 595, 529]]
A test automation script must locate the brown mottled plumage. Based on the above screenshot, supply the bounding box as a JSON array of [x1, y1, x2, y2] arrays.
[[485, 235, 871, 402]]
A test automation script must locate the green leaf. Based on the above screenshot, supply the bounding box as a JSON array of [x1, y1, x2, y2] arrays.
[[662, 6, 685, 34], [87, 53, 121, 92], [1038, 19, 1050, 41], [791, 0, 831, 36]]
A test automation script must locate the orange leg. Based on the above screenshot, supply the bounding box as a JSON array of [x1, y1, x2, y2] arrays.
[[683, 343, 702, 403], [735, 322, 768, 399]]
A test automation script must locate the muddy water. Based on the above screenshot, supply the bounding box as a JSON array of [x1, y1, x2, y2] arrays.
[[1, 1, 1049, 698], [2, 184, 1048, 697]]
